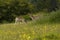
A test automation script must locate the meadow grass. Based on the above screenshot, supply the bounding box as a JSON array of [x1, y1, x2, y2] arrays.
[[0, 22, 60, 40]]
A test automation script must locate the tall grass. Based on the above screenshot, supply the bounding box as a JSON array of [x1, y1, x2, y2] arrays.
[[0, 23, 60, 40], [34, 10, 60, 24]]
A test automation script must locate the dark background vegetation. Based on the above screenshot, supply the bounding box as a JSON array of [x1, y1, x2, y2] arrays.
[[0, 0, 60, 23]]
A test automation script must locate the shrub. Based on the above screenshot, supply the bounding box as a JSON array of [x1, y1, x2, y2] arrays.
[[23, 15, 32, 22], [50, 10, 60, 23]]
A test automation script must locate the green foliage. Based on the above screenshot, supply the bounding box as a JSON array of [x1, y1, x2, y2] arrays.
[[0, 0, 31, 23], [50, 10, 60, 23], [23, 15, 32, 21], [0, 0, 60, 23]]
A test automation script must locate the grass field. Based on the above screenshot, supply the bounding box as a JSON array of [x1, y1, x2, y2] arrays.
[[0, 11, 60, 40], [0, 22, 60, 40]]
